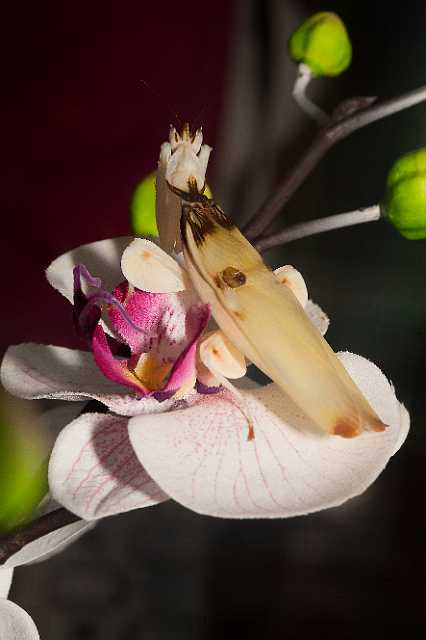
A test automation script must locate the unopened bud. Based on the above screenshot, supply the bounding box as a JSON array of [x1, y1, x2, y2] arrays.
[[130, 172, 159, 237], [0, 390, 48, 533], [288, 12, 352, 77], [383, 148, 426, 240]]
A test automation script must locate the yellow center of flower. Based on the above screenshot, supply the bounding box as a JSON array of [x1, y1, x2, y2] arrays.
[[129, 353, 173, 391]]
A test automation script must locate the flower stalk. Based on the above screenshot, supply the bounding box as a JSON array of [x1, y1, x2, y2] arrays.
[[244, 84, 426, 241], [255, 204, 381, 252], [292, 64, 330, 126]]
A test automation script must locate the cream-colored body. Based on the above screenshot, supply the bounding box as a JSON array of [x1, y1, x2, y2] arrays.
[[182, 204, 385, 438], [156, 126, 211, 254]]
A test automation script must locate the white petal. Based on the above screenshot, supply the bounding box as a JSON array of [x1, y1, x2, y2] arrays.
[[0, 569, 13, 598], [121, 238, 187, 293], [49, 413, 168, 520], [0, 343, 177, 417], [0, 600, 40, 640], [38, 403, 86, 448], [46, 236, 133, 302], [128, 353, 409, 518], [2, 520, 95, 569]]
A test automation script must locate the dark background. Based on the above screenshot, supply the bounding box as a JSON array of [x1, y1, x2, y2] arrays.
[[2, 0, 426, 637]]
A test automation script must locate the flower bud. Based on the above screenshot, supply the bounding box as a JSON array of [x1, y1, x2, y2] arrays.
[[0, 390, 48, 533], [288, 12, 352, 77], [130, 172, 159, 237], [383, 148, 426, 240]]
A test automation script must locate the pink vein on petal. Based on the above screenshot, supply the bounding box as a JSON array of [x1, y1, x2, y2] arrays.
[[66, 419, 120, 483], [84, 446, 142, 513], [69, 419, 128, 499]]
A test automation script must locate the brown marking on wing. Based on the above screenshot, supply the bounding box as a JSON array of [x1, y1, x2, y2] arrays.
[[333, 417, 362, 438], [213, 274, 223, 289], [181, 199, 235, 247], [370, 418, 387, 432], [221, 267, 247, 288]]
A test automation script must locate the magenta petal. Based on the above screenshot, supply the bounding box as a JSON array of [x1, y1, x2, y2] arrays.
[[155, 304, 210, 399], [109, 283, 163, 353], [92, 325, 148, 395], [109, 283, 205, 361]]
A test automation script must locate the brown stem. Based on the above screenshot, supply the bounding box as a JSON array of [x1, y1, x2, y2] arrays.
[[244, 85, 426, 241], [0, 508, 80, 565]]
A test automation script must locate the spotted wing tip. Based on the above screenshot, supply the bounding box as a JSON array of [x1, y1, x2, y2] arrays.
[[370, 418, 388, 433], [333, 417, 362, 439], [333, 415, 387, 439]]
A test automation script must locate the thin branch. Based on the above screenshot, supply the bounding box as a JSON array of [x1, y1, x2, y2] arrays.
[[244, 85, 426, 241], [0, 508, 80, 565], [255, 205, 381, 252]]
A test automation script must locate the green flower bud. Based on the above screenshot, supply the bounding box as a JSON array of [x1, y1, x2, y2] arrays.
[[130, 172, 159, 237], [130, 171, 212, 238], [383, 148, 426, 240], [288, 12, 352, 77], [0, 392, 48, 533]]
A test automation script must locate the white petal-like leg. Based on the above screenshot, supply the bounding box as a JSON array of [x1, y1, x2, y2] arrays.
[[121, 238, 188, 293], [274, 265, 308, 307]]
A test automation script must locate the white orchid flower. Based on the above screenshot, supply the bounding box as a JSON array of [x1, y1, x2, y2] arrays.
[[0, 125, 409, 522], [0, 231, 408, 520]]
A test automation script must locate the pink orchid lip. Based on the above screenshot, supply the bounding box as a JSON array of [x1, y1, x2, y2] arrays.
[[73, 264, 211, 401]]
